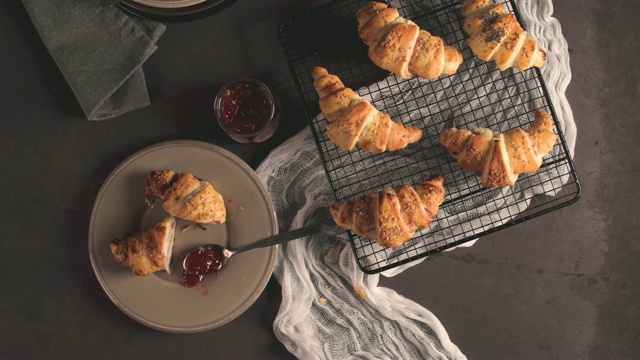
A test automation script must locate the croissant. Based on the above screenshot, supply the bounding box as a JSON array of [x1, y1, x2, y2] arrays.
[[439, 109, 557, 187], [330, 175, 445, 248], [146, 170, 226, 224], [110, 216, 176, 276], [460, 0, 546, 71], [311, 66, 422, 152], [356, 2, 463, 80]]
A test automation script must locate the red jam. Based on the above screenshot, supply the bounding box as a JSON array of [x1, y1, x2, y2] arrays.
[[180, 272, 203, 288], [180, 246, 224, 288], [219, 81, 271, 134]]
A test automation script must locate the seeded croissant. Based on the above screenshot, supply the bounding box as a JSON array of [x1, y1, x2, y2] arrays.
[[311, 66, 422, 152], [110, 216, 176, 276], [330, 175, 445, 248], [356, 2, 463, 80], [146, 170, 226, 224], [460, 0, 546, 71], [439, 109, 557, 187]]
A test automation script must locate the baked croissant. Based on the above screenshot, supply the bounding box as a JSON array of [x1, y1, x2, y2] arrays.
[[460, 0, 546, 71], [330, 175, 445, 248], [110, 216, 176, 276], [146, 170, 226, 224], [439, 109, 557, 187], [311, 66, 422, 152], [356, 2, 463, 80]]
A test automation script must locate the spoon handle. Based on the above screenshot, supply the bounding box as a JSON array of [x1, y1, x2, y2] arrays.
[[233, 223, 329, 254]]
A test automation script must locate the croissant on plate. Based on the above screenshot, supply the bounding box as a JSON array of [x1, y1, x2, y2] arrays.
[[330, 175, 445, 248], [460, 0, 546, 71], [146, 170, 226, 224], [439, 109, 557, 187], [356, 2, 463, 80], [110, 216, 176, 276], [311, 66, 422, 152]]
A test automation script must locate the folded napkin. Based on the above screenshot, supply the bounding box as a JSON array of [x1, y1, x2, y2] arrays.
[[22, 0, 165, 120], [256, 0, 575, 358]]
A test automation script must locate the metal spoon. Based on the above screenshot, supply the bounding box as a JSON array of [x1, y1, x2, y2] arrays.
[[182, 223, 329, 275]]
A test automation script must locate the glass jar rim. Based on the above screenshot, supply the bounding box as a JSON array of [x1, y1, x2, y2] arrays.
[[214, 78, 276, 138]]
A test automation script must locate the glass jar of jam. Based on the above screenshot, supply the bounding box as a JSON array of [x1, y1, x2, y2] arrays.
[[214, 78, 281, 143]]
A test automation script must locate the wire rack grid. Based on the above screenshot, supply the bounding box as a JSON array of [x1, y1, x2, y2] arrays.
[[278, 0, 581, 274]]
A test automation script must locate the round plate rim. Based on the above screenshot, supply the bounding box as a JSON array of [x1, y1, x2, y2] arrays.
[[117, 0, 238, 23]]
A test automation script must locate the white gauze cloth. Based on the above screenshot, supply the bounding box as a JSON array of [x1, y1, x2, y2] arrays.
[[256, 0, 575, 358]]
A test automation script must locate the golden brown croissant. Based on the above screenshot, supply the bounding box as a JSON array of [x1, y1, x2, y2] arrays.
[[439, 109, 557, 187], [460, 0, 546, 71], [146, 170, 226, 224], [330, 175, 445, 248], [311, 66, 422, 152], [110, 216, 176, 276], [356, 2, 463, 80]]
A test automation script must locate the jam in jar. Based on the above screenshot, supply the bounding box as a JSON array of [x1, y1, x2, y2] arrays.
[[214, 78, 280, 143]]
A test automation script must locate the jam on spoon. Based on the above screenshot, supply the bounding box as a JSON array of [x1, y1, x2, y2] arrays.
[[179, 224, 328, 288], [180, 246, 224, 288]]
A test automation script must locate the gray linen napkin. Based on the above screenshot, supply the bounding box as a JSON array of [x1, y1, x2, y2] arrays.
[[22, 0, 166, 120]]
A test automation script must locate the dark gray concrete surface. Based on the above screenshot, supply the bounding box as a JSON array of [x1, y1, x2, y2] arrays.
[[1, 0, 638, 359]]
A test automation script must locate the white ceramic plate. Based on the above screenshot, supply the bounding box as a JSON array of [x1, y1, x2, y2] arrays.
[[89, 140, 277, 333]]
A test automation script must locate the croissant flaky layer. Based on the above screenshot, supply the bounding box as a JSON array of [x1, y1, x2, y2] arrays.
[[110, 216, 176, 276], [311, 66, 422, 152], [439, 109, 557, 187], [330, 175, 445, 248], [146, 170, 226, 224], [356, 2, 463, 80], [460, 0, 546, 71]]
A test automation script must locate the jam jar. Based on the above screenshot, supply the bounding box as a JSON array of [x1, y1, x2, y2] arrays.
[[214, 78, 281, 143]]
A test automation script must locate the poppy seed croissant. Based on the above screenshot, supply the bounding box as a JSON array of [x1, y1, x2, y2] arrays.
[[460, 0, 546, 71]]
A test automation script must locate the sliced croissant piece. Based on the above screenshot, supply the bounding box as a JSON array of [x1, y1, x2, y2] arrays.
[[110, 216, 176, 276], [356, 2, 463, 79], [330, 175, 445, 248], [439, 109, 557, 187], [460, 0, 546, 71], [311, 66, 422, 152], [146, 170, 226, 224]]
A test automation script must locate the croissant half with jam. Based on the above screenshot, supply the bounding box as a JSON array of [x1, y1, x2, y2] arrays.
[[110, 216, 176, 276], [330, 175, 445, 248], [146, 170, 226, 224]]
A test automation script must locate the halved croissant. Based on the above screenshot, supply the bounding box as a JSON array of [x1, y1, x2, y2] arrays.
[[356, 2, 463, 79], [439, 109, 557, 187], [311, 66, 422, 152], [460, 0, 546, 71], [330, 175, 445, 248], [110, 216, 176, 276], [146, 170, 226, 224]]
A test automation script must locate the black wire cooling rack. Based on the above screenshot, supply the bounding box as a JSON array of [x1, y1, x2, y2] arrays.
[[278, 0, 581, 274]]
